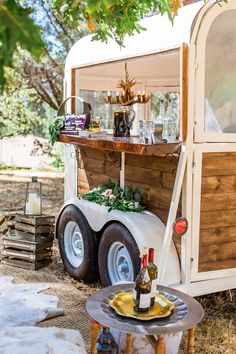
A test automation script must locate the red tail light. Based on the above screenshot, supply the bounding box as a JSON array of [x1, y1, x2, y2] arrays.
[[173, 217, 188, 236]]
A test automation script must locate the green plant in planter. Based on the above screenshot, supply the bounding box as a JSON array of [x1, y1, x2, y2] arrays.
[[80, 179, 145, 213], [48, 116, 64, 146]]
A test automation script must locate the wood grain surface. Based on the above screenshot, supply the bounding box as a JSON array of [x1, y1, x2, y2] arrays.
[[199, 152, 236, 271]]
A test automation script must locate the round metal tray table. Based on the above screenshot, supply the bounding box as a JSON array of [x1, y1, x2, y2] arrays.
[[86, 283, 204, 354]]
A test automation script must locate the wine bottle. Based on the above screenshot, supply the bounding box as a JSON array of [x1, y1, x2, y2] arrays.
[[133, 254, 151, 312], [148, 248, 158, 307], [96, 327, 117, 354]]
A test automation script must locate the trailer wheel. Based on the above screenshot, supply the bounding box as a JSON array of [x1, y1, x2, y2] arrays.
[[57, 205, 99, 282], [98, 223, 140, 286]]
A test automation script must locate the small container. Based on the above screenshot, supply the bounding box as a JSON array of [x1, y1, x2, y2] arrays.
[[24, 177, 42, 216]]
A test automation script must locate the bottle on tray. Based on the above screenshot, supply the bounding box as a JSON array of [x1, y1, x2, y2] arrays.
[[133, 253, 151, 312], [147, 248, 158, 307]]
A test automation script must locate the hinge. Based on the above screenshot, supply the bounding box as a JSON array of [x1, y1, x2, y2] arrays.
[[194, 60, 198, 70], [190, 257, 194, 268], [192, 162, 196, 174]]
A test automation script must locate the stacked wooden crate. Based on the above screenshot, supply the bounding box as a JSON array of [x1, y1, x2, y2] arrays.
[[1, 213, 55, 270], [0, 210, 18, 259]]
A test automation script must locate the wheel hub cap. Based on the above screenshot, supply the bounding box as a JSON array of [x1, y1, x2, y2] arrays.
[[64, 221, 84, 267], [107, 241, 134, 284]]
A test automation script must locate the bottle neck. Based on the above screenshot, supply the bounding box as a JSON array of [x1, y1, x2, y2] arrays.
[[148, 248, 154, 263], [142, 254, 148, 268], [102, 328, 110, 334], [159, 100, 165, 116]]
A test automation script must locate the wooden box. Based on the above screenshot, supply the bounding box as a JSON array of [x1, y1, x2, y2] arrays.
[[1, 213, 55, 270]]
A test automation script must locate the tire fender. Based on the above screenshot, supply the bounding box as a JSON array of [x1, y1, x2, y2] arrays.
[[57, 198, 181, 286]]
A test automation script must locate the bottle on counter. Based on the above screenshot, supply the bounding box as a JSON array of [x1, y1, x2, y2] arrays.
[[147, 248, 158, 307], [133, 253, 151, 312], [96, 327, 117, 354], [154, 99, 165, 141], [161, 101, 169, 142], [166, 99, 177, 142]]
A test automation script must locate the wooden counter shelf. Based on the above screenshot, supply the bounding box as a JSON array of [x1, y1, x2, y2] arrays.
[[58, 134, 181, 156]]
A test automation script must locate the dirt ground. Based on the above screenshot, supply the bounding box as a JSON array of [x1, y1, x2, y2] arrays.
[[0, 169, 235, 353]]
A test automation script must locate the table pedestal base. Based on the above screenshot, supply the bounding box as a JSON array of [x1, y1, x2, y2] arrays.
[[90, 320, 196, 354]]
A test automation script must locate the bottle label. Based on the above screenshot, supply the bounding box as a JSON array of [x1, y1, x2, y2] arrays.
[[151, 279, 158, 297], [133, 289, 151, 308]]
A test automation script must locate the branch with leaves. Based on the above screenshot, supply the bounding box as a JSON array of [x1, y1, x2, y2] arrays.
[[53, 0, 182, 45], [81, 179, 145, 213], [0, 0, 44, 89]]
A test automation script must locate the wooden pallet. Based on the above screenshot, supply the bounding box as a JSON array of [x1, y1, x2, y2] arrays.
[[1, 248, 52, 262], [1, 257, 51, 271], [15, 214, 55, 226], [13, 229, 54, 242], [1, 212, 55, 270], [2, 235, 53, 252]]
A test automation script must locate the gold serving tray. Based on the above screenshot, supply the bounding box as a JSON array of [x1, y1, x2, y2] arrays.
[[110, 291, 174, 321]]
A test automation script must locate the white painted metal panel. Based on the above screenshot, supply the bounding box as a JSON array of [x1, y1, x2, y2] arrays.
[[65, 2, 204, 71]]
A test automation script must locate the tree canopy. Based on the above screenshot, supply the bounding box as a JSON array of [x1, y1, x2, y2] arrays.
[[53, 0, 181, 45], [0, 0, 44, 87]]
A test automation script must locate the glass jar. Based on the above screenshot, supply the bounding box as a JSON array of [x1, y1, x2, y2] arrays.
[[24, 176, 42, 215]]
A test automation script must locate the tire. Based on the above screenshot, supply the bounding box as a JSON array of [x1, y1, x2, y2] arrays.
[[98, 222, 140, 286], [57, 204, 99, 282]]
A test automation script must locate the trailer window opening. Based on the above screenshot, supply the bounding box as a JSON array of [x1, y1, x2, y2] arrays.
[[205, 10, 236, 134], [79, 90, 114, 130]]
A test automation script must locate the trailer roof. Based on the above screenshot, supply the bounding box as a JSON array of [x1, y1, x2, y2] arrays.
[[65, 1, 204, 70]]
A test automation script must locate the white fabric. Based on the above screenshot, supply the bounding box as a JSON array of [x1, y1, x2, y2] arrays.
[[111, 327, 182, 354], [0, 276, 86, 354], [0, 327, 86, 354], [0, 276, 63, 328]]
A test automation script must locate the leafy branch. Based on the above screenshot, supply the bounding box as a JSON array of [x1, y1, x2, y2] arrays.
[[81, 179, 145, 213], [0, 0, 44, 89], [53, 0, 180, 45], [48, 116, 64, 145]]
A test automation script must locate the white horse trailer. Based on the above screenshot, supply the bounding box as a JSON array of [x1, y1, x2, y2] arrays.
[[56, 0, 236, 296]]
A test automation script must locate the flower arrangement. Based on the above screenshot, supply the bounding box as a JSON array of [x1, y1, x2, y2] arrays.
[[80, 179, 145, 212]]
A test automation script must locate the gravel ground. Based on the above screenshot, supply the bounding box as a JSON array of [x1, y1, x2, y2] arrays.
[[0, 169, 235, 353]]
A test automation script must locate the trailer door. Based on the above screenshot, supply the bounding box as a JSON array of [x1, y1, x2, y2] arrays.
[[191, 143, 236, 282]]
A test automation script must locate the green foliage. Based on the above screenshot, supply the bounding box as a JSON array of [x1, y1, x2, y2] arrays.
[[81, 179, 145, 212], [53, 0, 173, 45], [0, 0, 44, 88], [0, 66, 48, 137], [48, 116, 64, 145]]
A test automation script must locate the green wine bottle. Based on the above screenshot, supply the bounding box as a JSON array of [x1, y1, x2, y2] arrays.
[[148, 248, 158, 307], [133, 254, 151, 312], [96, 327, 117, 353]]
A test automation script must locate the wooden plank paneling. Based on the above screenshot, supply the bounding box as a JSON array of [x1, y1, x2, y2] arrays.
[[200, 226, 236, 246], [125, 154, 178, 173], [202, 152, 236, 176], [199, 259, 236, 272], [125, 165, 175, 190], [199, 152, 236, 272], [201, 175, 236, 194], [200, 209, 236, 229], [201, 193, 236, 211], [199, 242, 236, 263], [77, 146, 179, 225]]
